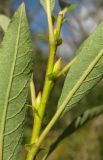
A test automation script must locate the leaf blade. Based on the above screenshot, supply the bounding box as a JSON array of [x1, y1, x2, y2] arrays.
[[58, 21, 103, 116], [0, 3, 32, 160]]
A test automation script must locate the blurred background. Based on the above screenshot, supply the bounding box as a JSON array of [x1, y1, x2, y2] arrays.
[[1, 0, 103, 159]]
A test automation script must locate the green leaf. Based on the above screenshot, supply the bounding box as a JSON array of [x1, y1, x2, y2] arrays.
[[0, 14, 10, 32], [58, 21, 103, 116], [43, 105, 103, 160], [40, 0, 55, 12], [0, 3, 32, 160]]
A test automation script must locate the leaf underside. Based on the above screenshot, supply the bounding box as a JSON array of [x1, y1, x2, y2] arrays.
[[0, 3, 32, 160], [58, 21, 103, 116]]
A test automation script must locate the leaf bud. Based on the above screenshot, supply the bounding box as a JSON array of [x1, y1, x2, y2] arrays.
[[35, 92, 42, 109], [53, 58, 62, 75]]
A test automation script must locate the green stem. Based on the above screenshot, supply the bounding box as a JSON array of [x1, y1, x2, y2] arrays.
[[25, 57, 81, 159], [26, 42, 76, 160], [26, 52, 76, 160], [25, 99, 69, 159], [26, 1, 56, 159], [26, 3, 69, 160], [46, 0, 55, 44], [32, 45, 56, 142], [26, 45, 56, 160]]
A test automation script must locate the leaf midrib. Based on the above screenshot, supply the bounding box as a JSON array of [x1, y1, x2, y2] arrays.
[[59, 48, 103, 116], [0, 6, 23, 160]]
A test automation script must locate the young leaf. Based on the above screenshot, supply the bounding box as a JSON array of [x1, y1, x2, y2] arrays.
[[58, 21, 103, 116], [40, 0, 55, 12], [0, 14, 10, 32], [0, 3, 32, 160], [43, 105, 103, 160]]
